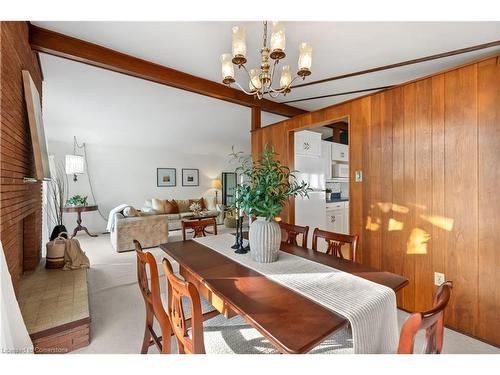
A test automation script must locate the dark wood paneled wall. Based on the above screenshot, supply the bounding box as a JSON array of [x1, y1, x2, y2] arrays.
[[252, 55, 500, 346], [1, 21, 43, 291]]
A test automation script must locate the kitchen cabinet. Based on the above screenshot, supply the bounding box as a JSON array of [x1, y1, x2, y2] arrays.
[[326, 201, 349, 234], [331, 142, 349, 162], [295, 130, 322, 157]]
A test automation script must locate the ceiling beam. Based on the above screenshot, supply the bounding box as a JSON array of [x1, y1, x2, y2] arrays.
[[291, 39, 500, 89], [29, 25, 306, 118]]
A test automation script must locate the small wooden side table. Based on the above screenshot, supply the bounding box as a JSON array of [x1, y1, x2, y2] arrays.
[[63, 205, 99, 239]]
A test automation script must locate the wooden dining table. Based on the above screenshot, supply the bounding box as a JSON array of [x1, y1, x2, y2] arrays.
[[160, 239, 408, 354]]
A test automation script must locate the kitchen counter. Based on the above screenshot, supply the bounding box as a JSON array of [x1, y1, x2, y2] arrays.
[[326, 198, 349, 203]]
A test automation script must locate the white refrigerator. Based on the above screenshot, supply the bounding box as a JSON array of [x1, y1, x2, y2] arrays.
[[294, 142, 328, 249]]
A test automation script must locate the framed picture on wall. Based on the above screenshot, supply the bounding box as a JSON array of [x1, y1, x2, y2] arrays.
[[157, 168, 176, 187], [182, 168, 199, 187]]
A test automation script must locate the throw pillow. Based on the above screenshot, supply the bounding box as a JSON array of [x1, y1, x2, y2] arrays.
[[164, 199, 179, 214], [175, 199, 190, 212], [123, 206, 139, 217], [151, 198, 165, 214], [189, 198, 206, 211]]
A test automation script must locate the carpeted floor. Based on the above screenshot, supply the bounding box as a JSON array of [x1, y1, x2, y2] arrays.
[[73, 228, 499, 354]]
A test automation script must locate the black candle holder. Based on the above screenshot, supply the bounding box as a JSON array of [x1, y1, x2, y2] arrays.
[[233, 215, 249, 254]]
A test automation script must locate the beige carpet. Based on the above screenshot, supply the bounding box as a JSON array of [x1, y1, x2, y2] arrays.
[[73, 228, 499, 354]]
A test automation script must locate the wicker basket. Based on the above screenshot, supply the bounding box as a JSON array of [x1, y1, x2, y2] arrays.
[[46, 232, 67, 269]]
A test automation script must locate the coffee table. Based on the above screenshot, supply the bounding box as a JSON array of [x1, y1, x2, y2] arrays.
[[181, 213, 218, 239]]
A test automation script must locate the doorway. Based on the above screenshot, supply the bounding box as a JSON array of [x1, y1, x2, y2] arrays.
[[292, 117, 350, 249]]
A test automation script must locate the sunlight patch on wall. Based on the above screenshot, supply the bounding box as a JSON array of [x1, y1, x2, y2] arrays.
[[388, 218, 404, 231], [406, 228, 431, 255], [420, 214, 454, 232], [377, 202, 410, 214], [365, 216, 381, 231]]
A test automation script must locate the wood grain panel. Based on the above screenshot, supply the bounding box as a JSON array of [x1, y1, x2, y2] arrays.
[[252, 54, 500, 345], [430, 74, 446, 302], [379, 90, 394, 273], [366, 94, 382, 268], [402, 83, 416, 311], [444, 64, 478, 334], [413, 79, 434, 311], [477, 57, 500, 343]]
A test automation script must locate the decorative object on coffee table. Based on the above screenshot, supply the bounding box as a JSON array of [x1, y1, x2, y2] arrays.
[[189, 202, 202, 216], [231, 146, 309, 263], [63, 205, 99, 238], [182, 168, 199, 186], [157, 168, 176, 187]]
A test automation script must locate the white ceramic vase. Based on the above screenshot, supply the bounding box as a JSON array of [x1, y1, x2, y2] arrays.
[[249, 217, 281, 263]]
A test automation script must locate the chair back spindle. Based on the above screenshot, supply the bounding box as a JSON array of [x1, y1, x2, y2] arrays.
[[312, 228, 358, 262], [162, 258, 205, 354], [279, 222, 309, 248], [135, 240, 171, 354]]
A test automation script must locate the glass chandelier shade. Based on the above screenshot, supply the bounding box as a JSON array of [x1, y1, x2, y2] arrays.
[[298, 42, 313, 76], [231, 26, 247, 64], [280, 65, 292, 89], [249, 68, 262, 91], [270, 22, 286, 59], [220, 53, 235, 84]]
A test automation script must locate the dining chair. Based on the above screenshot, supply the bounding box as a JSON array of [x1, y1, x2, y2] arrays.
[[134, 240, 172, 354], [182, 217, 217, 241], [312, 228, 359, 262], [162, 257, 206, 354], [279, 221, 309, 249], [398, 281, 453, 354]]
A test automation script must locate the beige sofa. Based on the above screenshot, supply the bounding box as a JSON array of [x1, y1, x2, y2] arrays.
[[110, 196, 222, 252]]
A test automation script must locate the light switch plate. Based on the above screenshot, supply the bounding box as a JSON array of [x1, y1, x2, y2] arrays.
[[434, 272, 445, 286], [355, 170, 362, 182]]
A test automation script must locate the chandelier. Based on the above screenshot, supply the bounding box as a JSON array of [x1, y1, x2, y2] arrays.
[[220, 21, 312, 99]]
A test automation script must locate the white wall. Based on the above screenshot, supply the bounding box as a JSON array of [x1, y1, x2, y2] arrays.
[[48, 140, 239, 233]]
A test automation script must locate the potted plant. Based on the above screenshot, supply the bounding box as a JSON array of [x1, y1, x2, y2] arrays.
[[66, 195, 88, 207], [231, 146, 309, 263]]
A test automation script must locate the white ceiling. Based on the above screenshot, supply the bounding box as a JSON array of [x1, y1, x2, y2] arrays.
[[37, 22, 499, 154], [33, 21, 500, 112], [40, 54, 270, 153]]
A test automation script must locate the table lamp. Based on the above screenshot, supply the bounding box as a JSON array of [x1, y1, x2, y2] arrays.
[[212, 179, 222, 203]]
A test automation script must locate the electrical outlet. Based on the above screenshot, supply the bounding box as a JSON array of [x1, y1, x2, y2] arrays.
[[434, 272, 445, 286]]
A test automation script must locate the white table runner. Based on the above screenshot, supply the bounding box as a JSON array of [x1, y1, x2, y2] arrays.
[[194, 234, 399, 354]]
